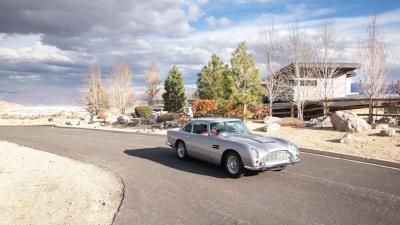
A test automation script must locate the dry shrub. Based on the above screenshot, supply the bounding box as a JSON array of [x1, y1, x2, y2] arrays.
[[156, 112, 180, 123], [178, 116, 189, 125], [192, 100, 218, 117], [222, 102, 244, 118], [97, 108, 109, 120], [248, 104, 270, 119], [278, 118, 306, 127]]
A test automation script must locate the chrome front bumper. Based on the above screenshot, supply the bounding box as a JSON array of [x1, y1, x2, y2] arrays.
[[165, 141, 172, 147], [244, 157, 300, 171]]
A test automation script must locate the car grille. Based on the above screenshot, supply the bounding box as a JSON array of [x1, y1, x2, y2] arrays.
[[263, 150, 290, 162]]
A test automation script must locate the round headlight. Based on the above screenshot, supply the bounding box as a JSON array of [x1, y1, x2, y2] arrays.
[[250, 148, 259, 159]]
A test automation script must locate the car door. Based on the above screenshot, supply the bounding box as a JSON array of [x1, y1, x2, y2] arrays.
[[206, 122, 227, 164], [190, 122, 211, 161], [180, 123, 195, 155]]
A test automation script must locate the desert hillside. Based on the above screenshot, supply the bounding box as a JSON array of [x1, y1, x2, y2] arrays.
[[0, 100, 23, 111]]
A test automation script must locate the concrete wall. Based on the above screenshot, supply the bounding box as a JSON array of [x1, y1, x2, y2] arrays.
[[292, 75, 353, 101]]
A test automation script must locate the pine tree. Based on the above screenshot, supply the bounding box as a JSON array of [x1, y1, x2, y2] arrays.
[[162, 66, 187, 112], [230, 42, 262, 117], [195, 54, 229, 100]]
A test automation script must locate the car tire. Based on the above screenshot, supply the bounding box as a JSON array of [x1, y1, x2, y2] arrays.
[[224, 152, 244, 178], [176, 141, 189, 160]]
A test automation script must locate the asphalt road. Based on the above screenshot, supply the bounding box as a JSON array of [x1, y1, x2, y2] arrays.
[[1, 126, 400, 225]]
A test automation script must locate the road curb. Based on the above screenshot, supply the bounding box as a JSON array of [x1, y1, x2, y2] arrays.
[[300, 148, 400, 169]]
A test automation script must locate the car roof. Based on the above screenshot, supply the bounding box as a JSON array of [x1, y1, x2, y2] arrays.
[[188, 117, 242, 124]]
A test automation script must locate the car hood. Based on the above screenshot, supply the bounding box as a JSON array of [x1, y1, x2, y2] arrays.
[[224, 133, 290, 153]]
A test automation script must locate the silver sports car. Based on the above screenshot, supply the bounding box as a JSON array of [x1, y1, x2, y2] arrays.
[[166, 118, 300, 178]]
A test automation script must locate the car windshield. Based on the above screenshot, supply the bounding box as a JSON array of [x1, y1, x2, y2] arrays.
[[210, 121, 250, 135]]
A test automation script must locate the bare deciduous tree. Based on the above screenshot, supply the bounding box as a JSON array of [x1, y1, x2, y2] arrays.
[[357, 17, 388, 123], [110, 62, 134, 115], [390, 80, 400, 95], [82, 64, 109, 119], [286, 22, 318, 120], [259, 21, 288, 117], [316, 20, 342, 116], [144, 61, 161, 106]]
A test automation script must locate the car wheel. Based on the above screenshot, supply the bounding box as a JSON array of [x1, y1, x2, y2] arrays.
[[176, 141, 188, 160], [224, 152, 244, 178]]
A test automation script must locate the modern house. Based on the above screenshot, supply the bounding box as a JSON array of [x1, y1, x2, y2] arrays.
[[262, 62, 360, 102]]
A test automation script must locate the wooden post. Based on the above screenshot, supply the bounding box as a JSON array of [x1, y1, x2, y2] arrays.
[[324, 97, 330, 116], [290, 104, 294, 118], [368, 96, 373, 124]]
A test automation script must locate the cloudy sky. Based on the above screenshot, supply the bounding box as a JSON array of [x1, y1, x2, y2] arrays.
[[0, 0, 399, 105]]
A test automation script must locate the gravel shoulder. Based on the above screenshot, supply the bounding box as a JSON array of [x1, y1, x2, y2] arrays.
[[0, 141, 124, 225], [247, 121, 400, 163]]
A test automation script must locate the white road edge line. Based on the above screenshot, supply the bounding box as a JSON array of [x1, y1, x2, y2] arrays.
[[301, 151, 400, 171]]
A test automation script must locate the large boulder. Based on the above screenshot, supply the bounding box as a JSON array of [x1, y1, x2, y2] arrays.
[[309, 116, 332, 128], [264, 123, 281, 132], [116, 115, 130, 125], [104, 116, 118, 124], [376, 124, 389, 130], [319, 117, 332, 127], [330, 111, 370, 132], [377, 116, 397, 125], [263, 116, 282, 124], [128, 118, 141, 127]]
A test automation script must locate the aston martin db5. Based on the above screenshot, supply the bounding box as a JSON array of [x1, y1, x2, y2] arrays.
[[166, 118, 300, 178]]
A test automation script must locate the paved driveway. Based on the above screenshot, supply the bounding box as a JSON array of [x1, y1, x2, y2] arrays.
[[1, 126, 400, 225]]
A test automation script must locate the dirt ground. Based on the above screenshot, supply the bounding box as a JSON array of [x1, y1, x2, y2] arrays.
[[248, 121, 400, 163], [0, 141, 124, 225]]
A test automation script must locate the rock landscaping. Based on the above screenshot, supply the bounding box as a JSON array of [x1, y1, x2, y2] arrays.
[[264, 122, 281, 132], [380, 129, 396, 137], [340, 133, 353, 144], [330, 111, 370, 132], [309, 116, 332, 128]]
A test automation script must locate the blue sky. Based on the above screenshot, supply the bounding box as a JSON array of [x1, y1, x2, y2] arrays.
[[0, 0, 399, 105]]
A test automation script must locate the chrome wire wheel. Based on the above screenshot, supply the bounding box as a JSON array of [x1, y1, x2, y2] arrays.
[[177, 143, 185, 158], [224, 152, 244, 178], [176, 141, 188, 160], [227, 155, 239, 174]]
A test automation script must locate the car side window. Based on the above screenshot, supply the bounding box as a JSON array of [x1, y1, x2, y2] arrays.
[[183, 124, 192, 133], [192, 123, 209, 135], [210, 122, 226, 136]]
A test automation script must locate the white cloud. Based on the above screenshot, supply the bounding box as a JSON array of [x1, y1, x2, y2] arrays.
[[206, 16, 232, 29], [9, 74, 41, 82], [187, 4, 203, 21], [0, 41, 72, 63]]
